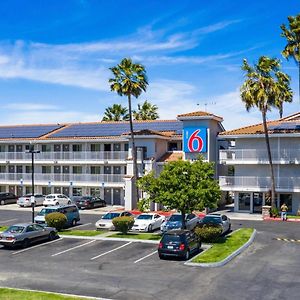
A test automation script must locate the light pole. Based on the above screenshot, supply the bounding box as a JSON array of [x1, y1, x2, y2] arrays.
[[25, 144, 40, 223]]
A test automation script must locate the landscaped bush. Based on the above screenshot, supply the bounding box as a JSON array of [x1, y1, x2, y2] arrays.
[[112, 216, 135, 234], [45, 212, 67, 231], [195, 224, 223, 243], [269, 207, 279, 218]]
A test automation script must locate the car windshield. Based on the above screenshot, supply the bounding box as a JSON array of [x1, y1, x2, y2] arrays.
[[168, 215, 182, 222], [102, 212, 120, 220], [6, 225, 25, 234], [81, 197, 92, 200], [137, 215, 152, 220], [38, 208, 57, 216], [202, 216, 222, 224], [46, 195, 55, 199], [162, 234, 182, 243]]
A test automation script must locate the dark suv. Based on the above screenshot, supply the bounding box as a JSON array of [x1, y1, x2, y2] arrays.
[[158, 230, 201, 260], [0, 192, 18, 205], [73, 196, 106, 209]]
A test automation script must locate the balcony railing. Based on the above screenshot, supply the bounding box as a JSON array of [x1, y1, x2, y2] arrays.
[[219, 176, 300, 191], [0, 173, 124, 184], [0, 151, 143, 162], [219, 149, 300, 164]]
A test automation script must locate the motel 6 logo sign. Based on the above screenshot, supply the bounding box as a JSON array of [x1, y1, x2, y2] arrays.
[[183, 127, 207, 153]]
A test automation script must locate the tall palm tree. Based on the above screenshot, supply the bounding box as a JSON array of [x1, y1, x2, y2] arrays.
[[240, 56, 293, 208], [281, 14, 300, 102], [133, 100, 159, 120], [102, 104, 129, 121], [109, 58, 148, 205]]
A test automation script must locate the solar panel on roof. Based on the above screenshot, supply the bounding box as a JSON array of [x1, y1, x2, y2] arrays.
[[0, 125, 63, 139], [49, 121, 183, 138], [269, 122, 300, 131]]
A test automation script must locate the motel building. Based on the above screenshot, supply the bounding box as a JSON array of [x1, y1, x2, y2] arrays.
[[219, 112, 300, 215], [0, 111, 224, 210]]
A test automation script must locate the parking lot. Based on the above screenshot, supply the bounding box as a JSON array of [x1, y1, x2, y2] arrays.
[[1, 208, 300, 299]]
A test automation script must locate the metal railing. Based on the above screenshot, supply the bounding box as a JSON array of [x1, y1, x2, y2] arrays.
[[219, 149, 300, 163], [219, 176, 300, 190], [0, 173, 124, 184], [0, 151, 143, 162]]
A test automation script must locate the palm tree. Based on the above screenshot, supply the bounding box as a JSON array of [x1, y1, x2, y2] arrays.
[[133, 100, 159, 120], [109, 58, 148, 205], [102, 104, 129, 121], [240, 56, 293, 208], [281, 14, 300, 102]]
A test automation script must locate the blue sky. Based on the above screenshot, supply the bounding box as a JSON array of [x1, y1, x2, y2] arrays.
[[0, 0, 299, 129]]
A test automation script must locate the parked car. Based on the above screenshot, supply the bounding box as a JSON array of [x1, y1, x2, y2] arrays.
[[199, 213, 231, 234], [132, 213, 165, 232], [34, 204, 80, 227], [17, 194, 45, 207], [160, 213, 199, 233], [0, 223, 57, 248], [95, 211, 133, 230], [0, 192, 18, 205], [158, 230, 201, 260], [43, 194, 72, 206], [73, 196, 106, 209]]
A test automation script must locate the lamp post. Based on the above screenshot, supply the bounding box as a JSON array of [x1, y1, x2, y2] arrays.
[[25, 144, 40, 223]]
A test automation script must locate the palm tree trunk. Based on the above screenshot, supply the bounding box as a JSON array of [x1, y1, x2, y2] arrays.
[[279, 103, 283, 119], [262, 109, 276, 208], [181, 210, 186, 229], [128, 94, 138, 206], [298, 60, 300, 103]]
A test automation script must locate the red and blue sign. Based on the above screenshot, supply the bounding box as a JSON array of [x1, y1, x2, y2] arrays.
[[183, 127, 207, 153]]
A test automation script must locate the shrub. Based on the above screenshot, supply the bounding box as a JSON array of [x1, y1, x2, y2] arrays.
[[195, 224, 223, 243], [112, 216, 135, 234], [45, 212, 67, 231], [137, 198, 150, 213], [270, 207, 279, 218]]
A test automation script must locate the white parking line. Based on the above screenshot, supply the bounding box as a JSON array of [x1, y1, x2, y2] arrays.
[[90, 242, 132, 260], [12, 238, 63, 255], [134, 250, 157, 264], [73, 223, 91, 229], [52, 240, 96, 257], [0, 218, 18, 224]]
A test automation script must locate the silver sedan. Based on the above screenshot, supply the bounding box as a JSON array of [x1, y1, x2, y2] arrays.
[[0, 223, 58, 248]]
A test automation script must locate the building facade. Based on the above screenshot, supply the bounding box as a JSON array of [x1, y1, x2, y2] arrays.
[[218, 112, 300, 215], [0, 111, 224, 210]]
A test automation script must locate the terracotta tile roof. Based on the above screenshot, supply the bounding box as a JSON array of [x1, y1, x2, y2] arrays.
[[177, 110, 223, 120], [157, 152, 183, 162], [122, 129, 174, 137]]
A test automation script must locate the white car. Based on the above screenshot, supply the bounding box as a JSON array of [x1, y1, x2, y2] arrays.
[[17, 194, 45, 207], [43, 194, 72, 207], [132, 213, 165, 232], [95, 211, 133, 230]]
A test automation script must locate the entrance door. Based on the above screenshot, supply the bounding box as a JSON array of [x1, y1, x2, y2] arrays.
[[253, 193, 263, 213], [238, 193, 250, 211], [113, 188, 121, 205], [104, 188, 112, 205], [17, 186, 23, 196]]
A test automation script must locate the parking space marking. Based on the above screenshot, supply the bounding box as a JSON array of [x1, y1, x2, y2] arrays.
[[134, 250, 157, 264], [73, 223, 91, 229], [0, 218, 17, 224], [90, 241, 132, 260], [52, 240, 96, 257], [12, 238, 64, 255]]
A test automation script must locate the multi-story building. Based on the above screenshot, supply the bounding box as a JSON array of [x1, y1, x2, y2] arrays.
[[0, 111, 224, 210], [219, 112, 300, 215]]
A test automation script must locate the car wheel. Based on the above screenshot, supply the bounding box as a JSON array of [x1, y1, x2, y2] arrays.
[[148, 224, 153, 233], [185, 250, 190, 260], [22, 239, 30, 248], [72, 219, 77, 227], [48, 231, 56, 241], [159, 254, 165, 260], [0, 200, 4, 205], [228, 224, 231, 232], [67, 200, 71, 204], [55, 202, 59, 206]]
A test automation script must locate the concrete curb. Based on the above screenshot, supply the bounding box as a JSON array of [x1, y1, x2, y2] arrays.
[[0, 286, 111, 300], [59, 234, 160, 244], [184, 228, 257, 268]]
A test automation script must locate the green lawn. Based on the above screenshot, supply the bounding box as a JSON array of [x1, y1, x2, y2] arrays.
[[0, 226, 8, 232], [287, 215, 300, 219], [0, 288, 90, 300], [192, 228, 254, 264], [109, 232, 161, 241], [58, 229, 105, 236]]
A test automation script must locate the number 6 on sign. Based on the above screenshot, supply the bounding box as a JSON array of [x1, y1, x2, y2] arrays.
[[183, 127, 207, 153]]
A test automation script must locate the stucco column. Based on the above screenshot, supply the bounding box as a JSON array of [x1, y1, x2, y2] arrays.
[[124, 176, 137, 210]]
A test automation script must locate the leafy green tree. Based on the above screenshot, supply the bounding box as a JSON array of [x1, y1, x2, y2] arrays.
[[102, 104, 129, 121], [138, 157, 221, 229], [109, 58, 148, 204], [133, 100, 159, 120], [281, 14, 300, 102], [240, 56, 293, 208]]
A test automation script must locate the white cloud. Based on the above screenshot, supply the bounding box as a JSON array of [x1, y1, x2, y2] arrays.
[[195, 20, 242, 35]]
